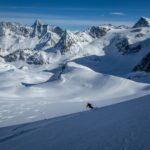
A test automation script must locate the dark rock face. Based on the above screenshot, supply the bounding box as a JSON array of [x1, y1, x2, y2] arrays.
[[116, 38, 129, 53], [31, 19, 64, 38], [4, 49, 32, 62], [27, 53, 45, 65], [135, 33, 145, 38], [53, 26, 64, 36], [4, 52, 19, 62], [34, 32, 52, 50], [3, 49, 46, 65], [0, 22, 31, 37], [116, 38, 142, 55], [89, 26, 110, 38], [31, 19, 48, 38], [133, 53, 150, 72], [133, 17, 150, 28], [130, 29, 142, 33], [54, 31, 76, 53], [4, 49, 47, 65]]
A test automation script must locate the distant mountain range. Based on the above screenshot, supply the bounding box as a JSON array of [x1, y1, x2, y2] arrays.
[[0, 17, 150, 74]]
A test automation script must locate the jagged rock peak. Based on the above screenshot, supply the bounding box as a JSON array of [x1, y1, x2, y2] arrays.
[[87, 25, 111, 38], [31, 19, 64, 37], [133, 17, 150, 28], [32, 19, 44, 27], [54, 30, 77, 53], [31, 19, 47, 37]]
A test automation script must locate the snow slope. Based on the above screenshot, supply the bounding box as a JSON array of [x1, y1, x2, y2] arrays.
[[73, 27, 150, 76], [0, 94, 150, 150], [0, 17, 150, 150], [0, 61, 149, 127], [0, 17, 150, 128]]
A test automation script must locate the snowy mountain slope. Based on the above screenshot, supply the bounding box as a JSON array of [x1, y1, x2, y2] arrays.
[[0, 17, 149, 72], [0, 20, 63, 57], [0, 16, 150, 150], [72, 27, 150, 78], [0, 94, 150, 150], [0, 17, 150, 128], [87, 24, 112, 38], [0, 61, 149, 127], [53, 30, 93, 53]]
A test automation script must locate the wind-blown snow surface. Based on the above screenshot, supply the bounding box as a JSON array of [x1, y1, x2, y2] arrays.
[[0, 94, 150, 150]]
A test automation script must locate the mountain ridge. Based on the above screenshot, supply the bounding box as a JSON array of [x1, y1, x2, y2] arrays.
[[0, 17, 149, 75]]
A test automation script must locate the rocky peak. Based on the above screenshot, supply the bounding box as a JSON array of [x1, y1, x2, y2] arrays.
[[32, 19, 44, 27], [0, 21, 31, 37], [31, 19, 64, 38], [53, 26, 64, 36], [133, 17, 150, 28], [88, 25, 111, 38], [31, 19, 48, 37], [54, 30, 77, 53]]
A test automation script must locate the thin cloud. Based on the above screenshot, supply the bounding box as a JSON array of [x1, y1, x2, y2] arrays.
[[0, 6, 125, 11], [110, 12, 126, 16]]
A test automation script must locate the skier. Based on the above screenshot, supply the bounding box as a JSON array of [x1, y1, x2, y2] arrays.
[[86, 103, 94, 109]]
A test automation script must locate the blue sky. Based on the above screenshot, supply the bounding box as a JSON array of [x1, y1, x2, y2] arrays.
[[0, 0, 149, 30]]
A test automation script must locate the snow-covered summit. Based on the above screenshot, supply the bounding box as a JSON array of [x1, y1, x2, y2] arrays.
[[133, 17, 150, 28], [87, 24, 117, 38], [54, 30, 93, 53], [0, 17, 149, 73], [31, 19, 50, 37], [31, 19, 64, 37], [32, 19, 44, 27]]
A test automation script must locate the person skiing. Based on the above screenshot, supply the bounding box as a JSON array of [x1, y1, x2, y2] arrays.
[[86, 102, 94, 109]]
